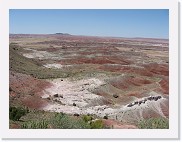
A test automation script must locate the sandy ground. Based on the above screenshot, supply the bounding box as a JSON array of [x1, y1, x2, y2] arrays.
[[43, 63, 73, 69], [42, 78, 113, 115], [43, 63, 63, 69]]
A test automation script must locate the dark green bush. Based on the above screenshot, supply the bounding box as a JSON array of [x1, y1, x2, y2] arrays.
[[138, 117, 169, 129], [103, 115, 108, 119], [9, 107, 28, 121]]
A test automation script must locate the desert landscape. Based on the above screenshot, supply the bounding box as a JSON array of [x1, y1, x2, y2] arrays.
[[9, 34, 169, 129]]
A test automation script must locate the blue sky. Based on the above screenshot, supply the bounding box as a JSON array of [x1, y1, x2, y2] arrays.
[[9, 9, 169, 39]]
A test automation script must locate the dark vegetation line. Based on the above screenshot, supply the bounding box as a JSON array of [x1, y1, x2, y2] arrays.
[[9, 106, 106, 129]]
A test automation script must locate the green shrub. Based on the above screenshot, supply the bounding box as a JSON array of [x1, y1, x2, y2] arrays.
[[50, 113, 90, 129], [21, 120, 48, 129], [16, 111, 106, 129], [9, 107, 28, 121], [82, 115, 93, 122], [90, 120, 104, 129], [20, 113, 91, 129], [138, 117, 169, 129]]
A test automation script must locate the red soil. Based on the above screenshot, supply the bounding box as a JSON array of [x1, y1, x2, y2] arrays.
[[59, 56, 131, 65], [144, 63, 169, 76], [159, 77, 169, 94], [98, 64, 124, 72], [127, 77, 152, 86], [10, 71, 50, 96], [127, 92, 146, 98], [110, 76, 152, 90], [10, 123, 21, 129], [133, 68, 154, 77], [22, 96, 48, 109], [99, 65, 154, 77], [107, 56, 131, 65], [110, 79, 128, 90], [102, 119, 138, 129], [99, 63, 168, 77], [10, 71, 51, 109]]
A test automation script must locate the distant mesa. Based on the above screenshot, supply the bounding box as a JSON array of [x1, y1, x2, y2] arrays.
[[55, 33, 70, 35]]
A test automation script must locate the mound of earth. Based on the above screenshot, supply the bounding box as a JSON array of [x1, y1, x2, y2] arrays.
[[109, 76, 152, 90]]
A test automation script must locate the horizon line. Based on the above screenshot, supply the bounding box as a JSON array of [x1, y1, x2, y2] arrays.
[[9, 33, 169, 40]]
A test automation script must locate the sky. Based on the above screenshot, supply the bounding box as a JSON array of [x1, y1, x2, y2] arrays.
[[9, 9, 169, 39]]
